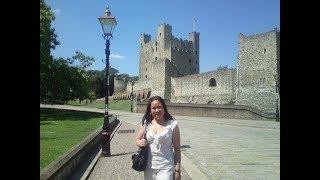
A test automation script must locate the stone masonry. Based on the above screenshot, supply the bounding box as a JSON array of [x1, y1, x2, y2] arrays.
[[112, 23, 280, 115]]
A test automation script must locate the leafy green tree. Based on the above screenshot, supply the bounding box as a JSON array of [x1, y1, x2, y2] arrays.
[[40, 0, 60, 102], [70, 51, 95, 70]]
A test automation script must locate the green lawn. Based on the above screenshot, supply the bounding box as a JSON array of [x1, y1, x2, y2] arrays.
[[40, 108, 110, 170], [67, 99, 132, 112]]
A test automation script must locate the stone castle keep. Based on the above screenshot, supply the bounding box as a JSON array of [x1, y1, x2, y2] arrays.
[[113, 23, 280, 115]]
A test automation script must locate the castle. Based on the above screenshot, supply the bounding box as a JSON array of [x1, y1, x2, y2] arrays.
[[113, 23, 280, 115]]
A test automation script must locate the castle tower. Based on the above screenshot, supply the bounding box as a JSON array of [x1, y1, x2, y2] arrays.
[[137, 23, 201, 101], [139, 33, 152, 80], [235, 28, 280, 114], [156, 23, 172, 54], [189, 32, 200, 74]]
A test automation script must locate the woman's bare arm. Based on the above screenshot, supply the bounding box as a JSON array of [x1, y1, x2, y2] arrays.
[[136, 125, 147, 147], [172, 125, 181, 169]]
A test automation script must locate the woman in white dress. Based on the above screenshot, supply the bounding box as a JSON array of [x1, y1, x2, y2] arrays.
[[135, 96, 181, 180]]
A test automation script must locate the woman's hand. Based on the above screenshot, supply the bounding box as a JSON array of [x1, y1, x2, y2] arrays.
[[139, 138, 148, 147], [174, 171, 181, 180]]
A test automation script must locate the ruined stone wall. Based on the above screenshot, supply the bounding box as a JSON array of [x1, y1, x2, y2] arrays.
[[113, 77, 127, 94], [150, 59, 167, 99], [235, 29, 279, 113], [170, 47, 197, 76], [171, 68, 236, 104], [129, 79, 152, 93]]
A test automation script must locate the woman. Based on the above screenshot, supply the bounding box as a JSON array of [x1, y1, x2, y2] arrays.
[[136, 96, 181, 180]]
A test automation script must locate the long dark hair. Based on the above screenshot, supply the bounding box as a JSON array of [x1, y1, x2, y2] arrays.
[[142, 96, 174, 125]]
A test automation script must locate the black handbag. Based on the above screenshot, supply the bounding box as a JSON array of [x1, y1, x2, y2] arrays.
[[132, 120, 148, 171]]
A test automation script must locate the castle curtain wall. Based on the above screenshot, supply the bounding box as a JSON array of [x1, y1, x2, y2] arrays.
[[171, 69, 236, 104]]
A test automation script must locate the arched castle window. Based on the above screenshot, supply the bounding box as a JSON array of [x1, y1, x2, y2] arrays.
[[156, 47, 157, 51], [209, 78, 217, 87], [155, 57, 157, 60], [155, 41, 158, 46], [159, 33, 161, 36], [146, 68, 147, 71], [145, 75, 147, 79], [263, 48, 266, 54]]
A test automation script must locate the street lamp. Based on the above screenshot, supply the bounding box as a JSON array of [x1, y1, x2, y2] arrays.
[[130, 80, 135, 112], [98, 4, 117, 157]]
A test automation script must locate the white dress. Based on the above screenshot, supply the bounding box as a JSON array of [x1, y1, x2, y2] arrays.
[[145, 119, 178, 170]]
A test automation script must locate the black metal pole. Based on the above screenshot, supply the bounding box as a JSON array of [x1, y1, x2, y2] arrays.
[[131, 82, 133, 112], [102, 38, 110, 156]]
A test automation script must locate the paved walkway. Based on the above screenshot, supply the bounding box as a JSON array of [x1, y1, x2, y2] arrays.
[[41, 104, 280, 179]]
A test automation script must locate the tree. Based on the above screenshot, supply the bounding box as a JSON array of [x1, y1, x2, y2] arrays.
[[40, 0, 60, 102], [70, 51, 95, 70]]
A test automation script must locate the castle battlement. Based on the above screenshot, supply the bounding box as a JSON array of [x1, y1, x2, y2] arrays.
[[239, 28, 279, 41]]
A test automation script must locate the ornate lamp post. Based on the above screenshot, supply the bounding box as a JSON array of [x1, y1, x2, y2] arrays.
[[130, 80, 135, 112], [98, 4, 117, 157]]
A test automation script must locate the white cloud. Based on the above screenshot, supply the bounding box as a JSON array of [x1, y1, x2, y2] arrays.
[[110, 53, 125, 60], [53, 8, 61, 16]]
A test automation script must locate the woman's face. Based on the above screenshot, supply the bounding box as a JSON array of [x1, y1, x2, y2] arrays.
[[150, 100, 165, 121]]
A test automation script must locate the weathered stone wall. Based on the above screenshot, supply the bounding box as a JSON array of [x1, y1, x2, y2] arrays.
[[131, 79, 153, 92], [170, 47, 197, 76], [150, 59, 167, 99], [135, 101, 275, 121], [171, 68, 236, 104], [113, 77, 127, 94], [139, 37, 153, 80], [136, 23, 200, 100], [188, 32, 200, 74], [235, 29, 279, 113]]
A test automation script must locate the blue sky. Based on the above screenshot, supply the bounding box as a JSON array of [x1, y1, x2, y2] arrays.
[[45, 0, 279, 77]]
